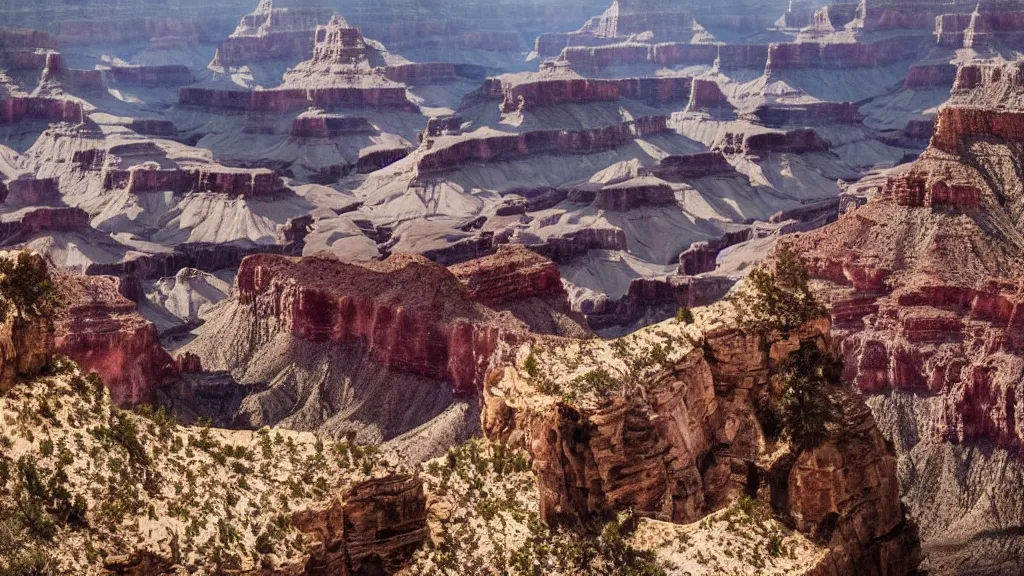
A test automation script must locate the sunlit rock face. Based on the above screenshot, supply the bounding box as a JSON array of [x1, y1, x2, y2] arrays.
[[791, 60, 1024, 574], [484, 302, 920, 575]]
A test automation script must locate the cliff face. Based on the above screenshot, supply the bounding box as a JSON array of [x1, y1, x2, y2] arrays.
[[178, 85, 416, 113], [53, 274, 178, 407], [231, 253, 504, 396], [789, 60, 1024, 573], [213, 1, 335, 67], [416, 116, 669, 175], [0, 95, 85, 124], [293, 475, 428, 576], [176, 248, 589, 440], [0, 253, 54, 393], [478, 72, 693, 112], [483, 302, 920, 575]]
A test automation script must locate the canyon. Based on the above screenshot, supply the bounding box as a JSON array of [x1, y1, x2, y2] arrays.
[[2, 0, 1024, 572]]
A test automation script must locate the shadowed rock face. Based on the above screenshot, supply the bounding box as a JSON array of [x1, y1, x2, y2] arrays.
[[54, 274, 178, 407], [293, 475, 428, 576]]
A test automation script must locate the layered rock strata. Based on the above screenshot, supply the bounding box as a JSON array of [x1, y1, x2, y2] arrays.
[[483, 301, 920, 575], [790, 59, 1024, 573], [53, 274, 178, 407]]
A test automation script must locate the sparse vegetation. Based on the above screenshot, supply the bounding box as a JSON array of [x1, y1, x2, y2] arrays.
[[733, 245, 827, 336], [676, 306, 694, 325], [0, 251, 57, 323], [410, 440, 667, 576], [0, 360, 395, 574]]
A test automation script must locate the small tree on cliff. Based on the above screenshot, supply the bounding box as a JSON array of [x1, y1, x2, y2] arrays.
[[772, 340, 845, 449], [0, 252, 56, 322], [733, 245, 843, 449], [733, 245, 826, 335]]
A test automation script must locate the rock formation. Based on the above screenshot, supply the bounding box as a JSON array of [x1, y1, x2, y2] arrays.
[[789, 60, 1024, 573], [483, 300, 920, 574], [174, 248, 589, 441], [212, 0, 334, 68], [53, 273, 178, 407]]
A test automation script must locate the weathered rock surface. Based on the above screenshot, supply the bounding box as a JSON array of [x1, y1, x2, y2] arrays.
[[790, 59, 1024, 573], [53, 274, 178, 407], [483, 301, 920, 575], [174, 249, 588, 442]]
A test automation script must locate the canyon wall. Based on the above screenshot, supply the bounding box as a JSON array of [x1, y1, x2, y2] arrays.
[[416, 116, 669, 174], [53, 274, 178, 407]]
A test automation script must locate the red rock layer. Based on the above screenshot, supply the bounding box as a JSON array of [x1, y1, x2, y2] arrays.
[[416, 116, 668, 174], [0, 207, 90, 240], [789, 70, 1024, 449], [290, 114, 377, 138], [484, 316, 920, 574], [449, 244, 565, 305], [235, 254, 505, 395], [54, 274, 178, 407], [101, 166, 284, 197], [479, 75, 692, 112], [178, 86, 416, 113]]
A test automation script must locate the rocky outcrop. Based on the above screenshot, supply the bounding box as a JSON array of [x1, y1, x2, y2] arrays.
[[0, 207, 90, 244], [594, 176, 675, 210], [686, 78, 730, 112], [127, 119, 177, 137], [651, 152, 735, 180], [227, 252, 577, 395], [0, 26, 58, 50], [476, 72, 692, 113], [448, 244, 564, 305], [678, 229, 752, 275], [356, 145, 410, 174], [290, 112, 377, 138], [0, 95, 85, 124], [416, 116, 669, 174], [585, 274, 738, 328], [178, 85, 416, 113], [5, 177, 60, 205], [745, 102, 862, 127], [483, 302, 920, 574], [212, 0, 334, 67], [765, 38, 908, 74], [743, 127, 831, 154], [0, 252, 54, 393], [904, 63, 957, 89], [101, 165, 285, 196], [53, 274, 178, 407], [294, 475, 428, 575]]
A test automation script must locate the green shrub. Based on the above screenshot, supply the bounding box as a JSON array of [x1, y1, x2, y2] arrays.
[[676, 307, 694, 325], [0, 252, 57, 322], [772, 341, 845, 449], [733, 245, 826, 335]]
